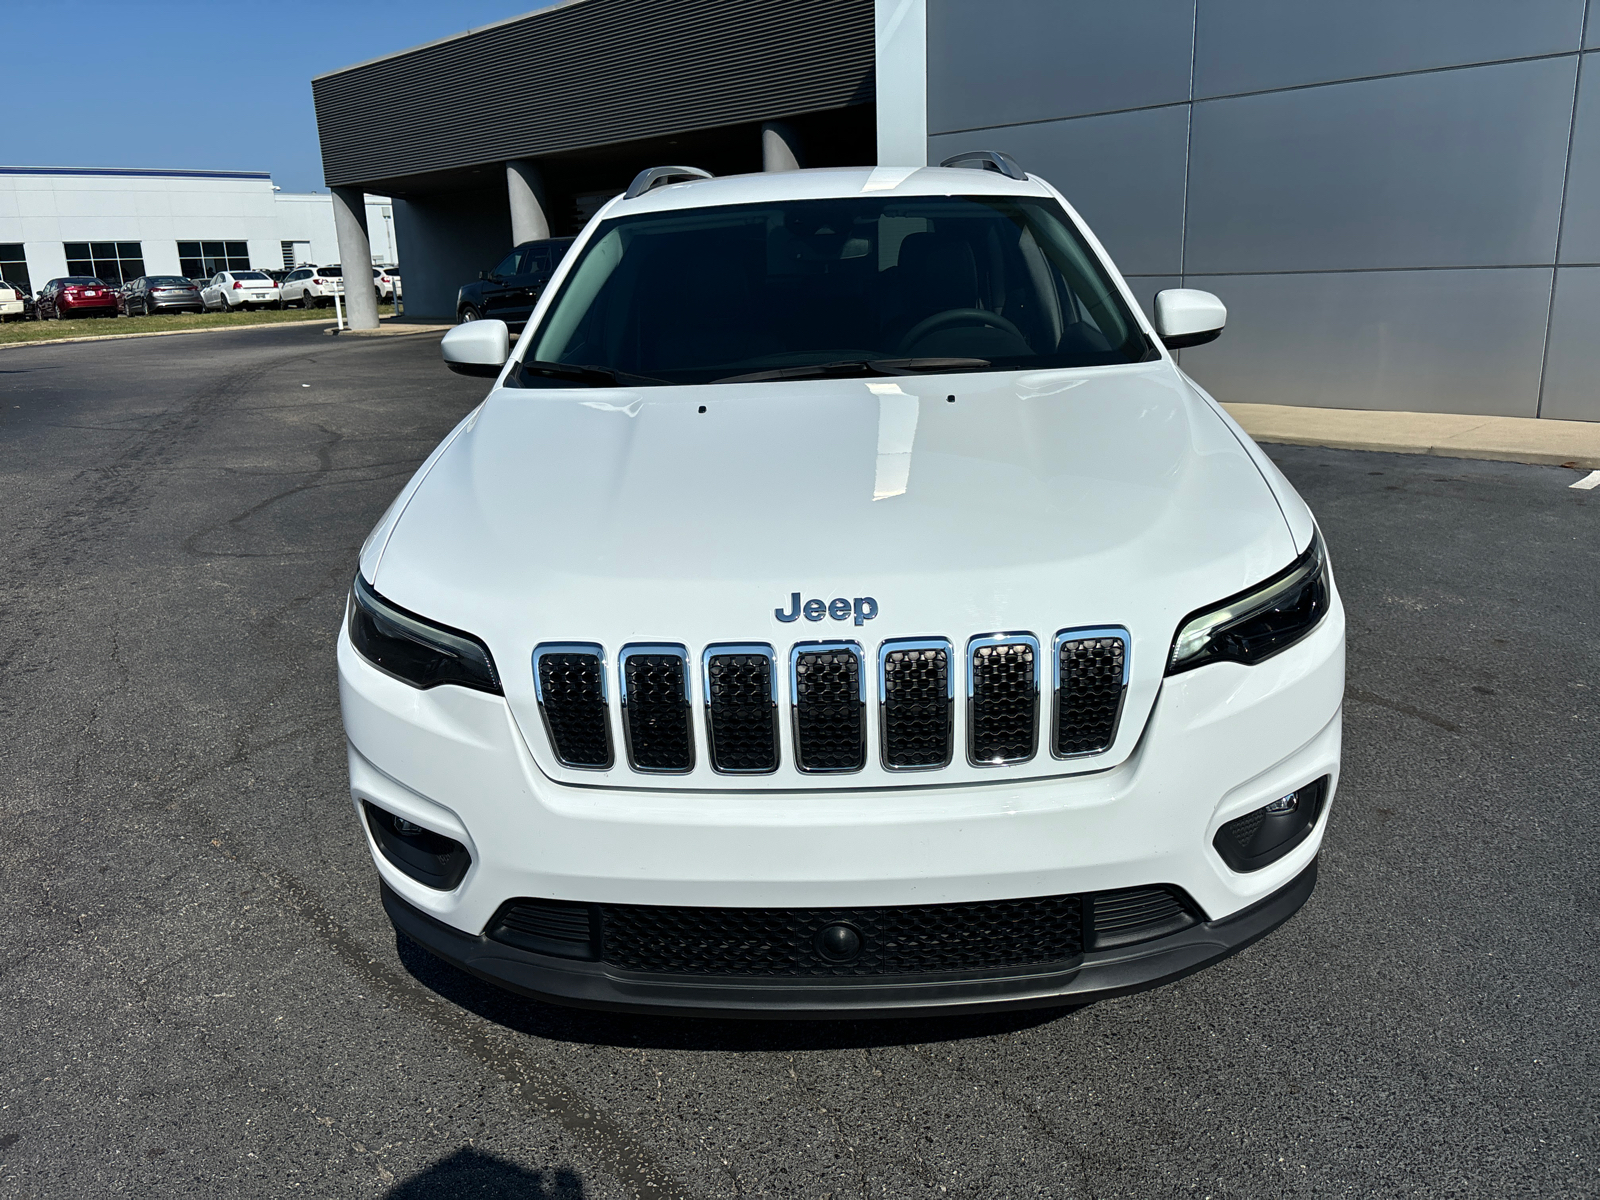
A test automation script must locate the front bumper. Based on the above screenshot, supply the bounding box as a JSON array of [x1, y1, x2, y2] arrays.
[[383, 859, 1319, 1017], [339, 586, 1343, 1015]]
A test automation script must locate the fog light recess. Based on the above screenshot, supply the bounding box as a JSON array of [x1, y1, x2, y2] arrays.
[[362, 802, 472, 890], [1213, 777, 1329, 873]]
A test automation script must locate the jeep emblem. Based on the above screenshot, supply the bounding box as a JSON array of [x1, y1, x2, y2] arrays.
[[775, 593, 878, 627]]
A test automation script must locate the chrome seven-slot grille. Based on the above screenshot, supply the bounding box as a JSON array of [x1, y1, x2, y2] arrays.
[[531, 629, 1129, 776]]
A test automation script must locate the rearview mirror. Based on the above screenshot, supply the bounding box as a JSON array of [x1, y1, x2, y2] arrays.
[[441, 319, 510, 378], [1153, 289, 1226, 350]]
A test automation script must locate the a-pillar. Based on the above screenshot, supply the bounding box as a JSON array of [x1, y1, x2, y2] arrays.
[[506, 160, 551, 244], [761, 122, 802, 172], [330, 187, 379, 330]]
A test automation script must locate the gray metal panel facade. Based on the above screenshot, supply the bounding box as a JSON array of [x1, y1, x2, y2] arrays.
[[1193, 0, 1584, 97], [1183, 58, 1576, 273], [1180, 268, 1554, 418], [1558, 53, 1600, 263], [1540, 268, 1600, 421], [314, 0, 873, 189], [929, 105, 1189, 276], [927, 0, 1599, 421], [926, 0, 1193, 131]]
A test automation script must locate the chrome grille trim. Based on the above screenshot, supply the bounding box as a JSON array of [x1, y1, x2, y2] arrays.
[[789, 641, 866, 774], [1051, 627, 1130, 760], [966, 632, 1041, 767], [617, 643, 694, 774], [877, 637, 954, 771], [702, 643, 780, 775], [531, 642, 613, 770]]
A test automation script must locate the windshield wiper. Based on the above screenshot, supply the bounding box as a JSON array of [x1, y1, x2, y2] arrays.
[[517, 361, 668, 387], [713, 357, 990, 384]]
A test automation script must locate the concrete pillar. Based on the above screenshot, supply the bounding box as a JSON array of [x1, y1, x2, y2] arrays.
[[761, 122, 803, 172], [330, 186, 380, 330], [506, 160, 551, 244], [875, 0, 928, 166]]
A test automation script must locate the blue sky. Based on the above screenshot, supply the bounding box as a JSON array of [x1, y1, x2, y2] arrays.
[[4, 1, 551, 192]]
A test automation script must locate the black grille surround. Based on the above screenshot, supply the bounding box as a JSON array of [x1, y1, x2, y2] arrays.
[[878, 639, 953, 770], [790, 643, 866, 773], [967, 634, 1040, 765], [1052, 629, 1129, 758], [704, 646, 780, 774], [619, 645, 694, 773], [483, 882, 1208, 978], [533, 643, 612, 769]]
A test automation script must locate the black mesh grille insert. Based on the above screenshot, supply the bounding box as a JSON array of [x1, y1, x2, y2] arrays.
[[706, 652, 778, 773], [882, 645, 951, 768], [969, 641, 1037, 763], [536, 651, 611, 768], [1054, 635, 1127, 756], [622, 652, 692, 772], [599, 894, 1084, 976], [1090, 885, 1198, 949], [793, 648, 864, 772]]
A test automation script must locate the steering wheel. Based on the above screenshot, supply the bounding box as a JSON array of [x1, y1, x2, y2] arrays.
[[896, 308, 1026, 355]]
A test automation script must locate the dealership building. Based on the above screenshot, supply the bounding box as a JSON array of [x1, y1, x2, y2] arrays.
[[308, 0, 1599, 422], [0, 166, 398, 291]]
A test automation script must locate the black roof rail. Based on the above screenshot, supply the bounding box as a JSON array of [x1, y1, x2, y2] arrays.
[[937, 151, 1028, 181], [624, 165, 714, 200]]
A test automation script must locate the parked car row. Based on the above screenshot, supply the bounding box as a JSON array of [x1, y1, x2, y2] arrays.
[[1, 264, 400, 321]]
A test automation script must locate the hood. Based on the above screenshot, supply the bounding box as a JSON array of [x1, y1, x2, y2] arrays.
[[373, 362, 1297, 790]]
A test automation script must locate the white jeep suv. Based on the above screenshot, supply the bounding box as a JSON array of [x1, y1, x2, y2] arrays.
[[339, 157, 1344, 1017]]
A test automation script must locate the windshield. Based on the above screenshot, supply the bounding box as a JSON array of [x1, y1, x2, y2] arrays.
[[523, 195, 1151, 386]]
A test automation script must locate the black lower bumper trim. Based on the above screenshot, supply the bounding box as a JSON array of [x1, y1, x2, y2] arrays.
[[381, 860, 1318, 1019]]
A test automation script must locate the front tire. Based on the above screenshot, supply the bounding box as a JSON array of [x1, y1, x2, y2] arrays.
[[458, 306, 480, 323]]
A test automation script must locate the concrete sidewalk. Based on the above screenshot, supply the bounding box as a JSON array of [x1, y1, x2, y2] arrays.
[[1225, 402, 1600, 470]]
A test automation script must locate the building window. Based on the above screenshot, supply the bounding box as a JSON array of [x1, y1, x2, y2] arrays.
[[0, 243, 28, 291], [64, 241, 144, 287], [177, 240, 250, 280]]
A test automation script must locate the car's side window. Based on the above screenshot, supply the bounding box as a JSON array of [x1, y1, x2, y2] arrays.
[[491, 251, 520, 279]]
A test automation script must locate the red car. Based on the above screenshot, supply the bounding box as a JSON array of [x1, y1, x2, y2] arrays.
[[37, 277, 120, 319]]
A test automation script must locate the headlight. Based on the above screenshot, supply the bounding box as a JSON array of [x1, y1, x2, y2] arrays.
[[347, 573, 501, 694], [1167, 532, 1330, 675]]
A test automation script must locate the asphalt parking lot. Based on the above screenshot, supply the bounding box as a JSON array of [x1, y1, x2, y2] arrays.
[[1, 326, 1596, 1199]]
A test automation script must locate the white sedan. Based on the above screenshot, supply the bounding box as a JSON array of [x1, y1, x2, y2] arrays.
[[201, 270, 281, 311]]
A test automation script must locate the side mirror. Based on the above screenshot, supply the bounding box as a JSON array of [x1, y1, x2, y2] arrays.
[[1154, 289, 1226, 350], [441, 319, 510, 378], [478, 270, 489, 281]]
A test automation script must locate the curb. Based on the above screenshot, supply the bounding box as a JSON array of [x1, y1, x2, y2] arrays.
[[1224, 403, 1600, 471], [0, 318, 339, 351], [324, 324, 452, 338]]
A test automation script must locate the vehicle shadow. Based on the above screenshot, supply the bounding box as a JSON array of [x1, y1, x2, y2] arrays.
[[385, 1148, 584, 1198], [395, 932, 1080, 1052]]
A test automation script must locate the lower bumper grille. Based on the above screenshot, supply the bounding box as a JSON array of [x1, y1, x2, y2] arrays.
[[600, 894, 1084, 976], [486, 883, 1205, 977]]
